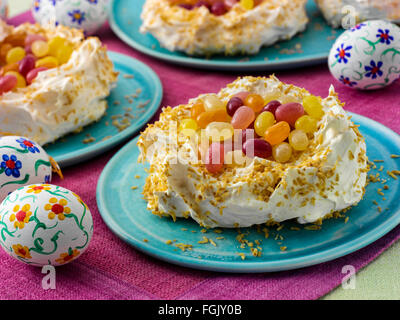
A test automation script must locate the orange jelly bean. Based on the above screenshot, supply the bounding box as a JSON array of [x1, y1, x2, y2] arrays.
[[4, 33, 27, 47], [191, 101, 205, 120], [197, 109, 230, 129], [264, 121, 291, 146], [0, 63, 19, 76], [244, 94, 265, 112], [0, 43, 13, 62]]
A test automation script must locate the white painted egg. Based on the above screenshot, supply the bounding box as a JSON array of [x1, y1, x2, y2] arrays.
[[0, 0, 7, 20], [0, 184, 93, 266], [32, 0, 109, 35], [328, 20, 400, 90], [0, 136, 52, 202]]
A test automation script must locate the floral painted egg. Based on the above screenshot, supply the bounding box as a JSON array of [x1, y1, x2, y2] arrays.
[[32, 0, 109, 35], [0, 184, 93, 266], [0, 136, 52, 202], [0, 0, 7, 20], [328, 20, 400, 90]]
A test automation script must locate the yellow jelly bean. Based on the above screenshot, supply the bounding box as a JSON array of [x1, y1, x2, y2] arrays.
[[272, 142, 292, 163], [56, 44, 74, 64], [205, 122, 234, 142], [6, 47, 26, 64], [295, 115, 318, 133], [254, 111, 275, 136], [5, 71, 26, 88], [202, 94, 225, 112], [240, 0, 254, 10], [303, 96, 324, 120], [179, 118, 198, 132], [48, 36, 67, 56], [35, 56, 59, 69], [31, 40, 49, 58], [289, 129, 309, 151]]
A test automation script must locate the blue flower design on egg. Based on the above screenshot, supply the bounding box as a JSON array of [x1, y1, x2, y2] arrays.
[[33, 0, 41, 12], [376, 29, 394, 45], [44, 175, 51, 184], [335, 44, 352, 64], [351, 23, 366, 32], [68, 9, 86, 25], [16, 138, 40, 154], [87, 0, 98, 4], [1, 155, 22, 178], [339, 76, 357, 88], [365, 60, 384, 79]]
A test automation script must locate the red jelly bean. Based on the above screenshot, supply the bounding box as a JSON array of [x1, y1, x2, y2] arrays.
[[0, 75, 18, 94], [211, 1, 228, 15], [26, 67, 48, 84], [242, 138, 272, 159], [262, 100, 281, 116], [205, 142, 225, 174], [275, 102, 304, 127], [19, 55, 36, 77], [226, 97, 243, 117]]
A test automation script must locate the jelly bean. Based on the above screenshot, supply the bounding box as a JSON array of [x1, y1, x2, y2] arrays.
[[211, 1, 227, 15], [0, 75, 18, 94], [179, 118, 198, 132], [205, 142, 225, 174], [244, 93, 264, 112], [194, 1, 211, 10], [243, 138, 272, 159], [224, 0, 238, 10], [35, 56, 59, 69], [289, 129, 309, 151], [234, 91, 250, 101], [56, 44, 74, 64], [0, 63, 19, 76], [225, 150, 249, 166], [178, 3, 193, 9], [31, 40, 49, 58], [6, 47, 26, 64], [205, 122, 234, 142], [295, 115, 318, 133], [264, 121, 290, 146], [226, 97, 243, 117], [0, 43, 12, 62], [18, 55, 36, 77], [231, 106, 255, 129], [26, 67, 48, 84], [240, 0, 254, 10], [303, 95, 324, 120], [191, 101, 205, 120], [202, 94, 225, 112], [197, 109, 230, 129], [275, 102, 304, 127], [254, 111, 275, 136], [4, 33, 27, 47], [25, 34, 47, 47], [241, 128, 256, 144], [272, 142, 292, 163], [48, 37, 67, 56], [262, 100, 281, 116], [5, 71, 26, 88]]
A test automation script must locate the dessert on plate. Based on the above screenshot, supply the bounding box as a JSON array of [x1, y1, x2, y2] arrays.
[[138, 76, 368, 228], [140, 0, 309, 55], [0, 21, 118, 146], [315, 0, 400, 28]]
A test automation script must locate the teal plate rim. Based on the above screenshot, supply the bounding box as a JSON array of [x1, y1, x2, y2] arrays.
[[46, 51, 163, 167], [108, 0, 342, 71], [96, 112, 400, 273]]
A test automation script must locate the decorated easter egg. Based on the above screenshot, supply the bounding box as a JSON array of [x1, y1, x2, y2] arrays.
[[0, 184, 93, 266], [32, 0, 109, 35], [0, 136, 52, 202], [0, 0, 7, 20], [329, 20, 400, 90]]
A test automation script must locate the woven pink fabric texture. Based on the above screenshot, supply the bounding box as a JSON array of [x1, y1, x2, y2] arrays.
[[0, 12, 399, 300]]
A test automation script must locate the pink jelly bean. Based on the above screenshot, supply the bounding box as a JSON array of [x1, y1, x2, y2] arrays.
[[275, 102, 304, 127], [25, 34, 47, 47], [205, 142, 225, 174], [0, 75, 18, 94], [19, 54, 36, 77], [224, 0, 239, 9], [231, 106, 255, 130], [242, 138, 272, 159], [234, 91, 250, 101], [26, 67, 48, 84]]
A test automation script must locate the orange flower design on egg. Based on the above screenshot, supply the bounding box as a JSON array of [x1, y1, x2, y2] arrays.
[[44, 197, 71, 221]]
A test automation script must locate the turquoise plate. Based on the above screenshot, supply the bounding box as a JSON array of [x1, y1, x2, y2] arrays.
[[96, 113, 400, 273], [109, 0, 344, 71], [44, 51, 163, 167]]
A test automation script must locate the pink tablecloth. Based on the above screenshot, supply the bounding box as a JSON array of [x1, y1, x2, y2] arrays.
[[1, 12, 400, 300]]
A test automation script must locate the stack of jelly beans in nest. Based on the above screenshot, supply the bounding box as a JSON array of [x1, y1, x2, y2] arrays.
[[170, 0, 263, 16], [0, 32, 74, 95], [179, 91, 325, 174]]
